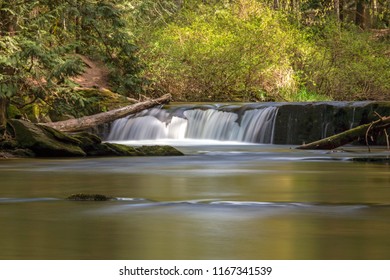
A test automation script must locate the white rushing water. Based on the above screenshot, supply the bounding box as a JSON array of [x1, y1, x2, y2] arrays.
[[107, 106, 279, 144]]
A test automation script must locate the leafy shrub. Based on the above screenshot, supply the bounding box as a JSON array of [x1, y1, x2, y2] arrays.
[[304, 20, 390, 100], [136, 0, 390, 102], [140, 1, 314, 101]]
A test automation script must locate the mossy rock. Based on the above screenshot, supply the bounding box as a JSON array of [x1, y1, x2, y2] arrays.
[[40, 125, 82, 146], [67, 193, 115, 201], [72, 132, 102, 153], [85, 142, 141, 157], [70, 132, 142, 156], [136, 145, 184, 156], [8, 119, 86, 157], [0, 139, 18, 150], [3, 120, 183, 158]]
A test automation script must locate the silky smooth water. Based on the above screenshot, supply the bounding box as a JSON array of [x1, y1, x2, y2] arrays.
[[0, 143, 389, 259]]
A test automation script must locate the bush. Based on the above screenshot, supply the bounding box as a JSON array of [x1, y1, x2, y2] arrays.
[[136, 0, 390, 102], [140, 1, 312, 101], [303, 20, 390, 100]]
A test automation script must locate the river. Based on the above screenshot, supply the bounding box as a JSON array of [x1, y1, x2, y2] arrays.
[[0, 141, 389, 259]]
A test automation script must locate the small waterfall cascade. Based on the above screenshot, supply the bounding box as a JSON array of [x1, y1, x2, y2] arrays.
[[107, 105, 279, 144], [106, 101, 390, 145]]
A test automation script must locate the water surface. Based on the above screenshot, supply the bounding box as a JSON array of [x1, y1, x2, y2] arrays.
[[0, 143, 389, 259]]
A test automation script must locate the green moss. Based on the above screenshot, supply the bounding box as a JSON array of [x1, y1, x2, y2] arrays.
[[103, 143, 141, 156], [136, 145, 184, 156], [8, 119, 86, 157], [39, 125, 82, 145], [7, 104, 22, 119]]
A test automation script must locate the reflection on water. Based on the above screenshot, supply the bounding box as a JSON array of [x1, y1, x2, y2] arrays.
[[0, 144, 389, 259]]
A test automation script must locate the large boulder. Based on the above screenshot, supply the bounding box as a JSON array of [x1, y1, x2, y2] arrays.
[[73, 132, 141, 156], [4, 120, 184, 157], [8, 119, 86, 157]]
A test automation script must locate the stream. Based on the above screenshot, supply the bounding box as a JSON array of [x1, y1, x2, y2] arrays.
[[0, 142, 389, 259]]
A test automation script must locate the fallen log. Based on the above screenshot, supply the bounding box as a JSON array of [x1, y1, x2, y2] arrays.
[[296, 116, 390, 150], [40, 93, 171, 132]]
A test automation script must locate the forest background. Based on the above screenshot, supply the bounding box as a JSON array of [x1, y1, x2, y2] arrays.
[[1, 0, 390, 128]]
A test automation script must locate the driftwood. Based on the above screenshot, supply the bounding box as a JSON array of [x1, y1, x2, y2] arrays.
[[296, 116, 390, 150], [40, 93, 171, 132]]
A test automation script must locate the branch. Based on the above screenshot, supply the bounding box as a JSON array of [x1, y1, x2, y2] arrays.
[[39, 94, 171, 132], [296, 116, 390, 150]]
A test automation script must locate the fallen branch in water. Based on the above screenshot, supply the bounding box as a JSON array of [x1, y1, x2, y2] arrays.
[[296, 115, 390, 150]]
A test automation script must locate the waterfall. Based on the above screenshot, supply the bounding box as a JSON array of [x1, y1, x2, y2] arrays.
[[107, 106, 279, 144], [105, 101, 390, 145]]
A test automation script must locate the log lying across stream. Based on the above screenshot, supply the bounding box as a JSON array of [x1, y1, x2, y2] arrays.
[[296, 116, 390, 150], [40, 93, 171, 132]]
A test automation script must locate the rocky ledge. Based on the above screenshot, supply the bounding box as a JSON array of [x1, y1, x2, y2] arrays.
[[0, 119, 183, 158]]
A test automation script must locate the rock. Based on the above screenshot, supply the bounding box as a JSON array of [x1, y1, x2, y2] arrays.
[[273, 101, 390, 145], [86, 142, 141, 157], [66, 193, 115, 201], [8, 119, 86, 157], [2, 119, 183, 158], [71, 132, 141, 156], [351, 157, 390, 163], [136, 145, 184, 156]]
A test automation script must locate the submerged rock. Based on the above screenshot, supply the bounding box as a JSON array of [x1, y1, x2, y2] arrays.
[[351, 157, 390, 163], [67, 193, 115, 201]]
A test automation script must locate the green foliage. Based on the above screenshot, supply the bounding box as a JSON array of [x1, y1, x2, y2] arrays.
[[135, 0, 390, 101], [139, 1, 314, 101], [304, 19, 390, 100], [0, 0, 143, 122], [1, 0, 389, 112]]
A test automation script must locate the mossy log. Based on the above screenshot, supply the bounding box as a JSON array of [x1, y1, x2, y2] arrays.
[[296, 116, 390, 150], [40, 94, 171, 132]]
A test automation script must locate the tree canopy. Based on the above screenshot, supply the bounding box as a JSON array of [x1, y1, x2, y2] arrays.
[[1, 0, 389, 129], [0, 0, 142, 127], [132, 0, 390, 101]]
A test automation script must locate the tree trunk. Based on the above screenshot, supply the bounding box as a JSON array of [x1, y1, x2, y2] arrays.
[[273, 0, 279, 10], [40, 94, 171, 132], [334, 0, 340, 20], [356, 0, 366, 29], [339, 0, 344, 21], [0, 97, 7, 131], [296, 116, 390, 150]]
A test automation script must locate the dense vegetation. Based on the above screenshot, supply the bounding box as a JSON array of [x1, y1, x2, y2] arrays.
[[133, 0, 390, 101], [1, 0, 390, 130]]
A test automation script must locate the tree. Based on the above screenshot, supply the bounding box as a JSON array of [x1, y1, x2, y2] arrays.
[[0, 0, 143, 126], [356, 0, 367, 28]]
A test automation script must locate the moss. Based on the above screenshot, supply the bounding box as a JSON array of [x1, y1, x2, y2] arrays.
[[72, 132, 102, 153], [39, 125, 82, 145], [7, 104, 22, 119], [2, 120, 183, 158], [136, 145, 184, 156], [104, 143, 141, 156], [66, 193, 115, 201], [85, 142, 141, 156], [8, 119, 86, 157]]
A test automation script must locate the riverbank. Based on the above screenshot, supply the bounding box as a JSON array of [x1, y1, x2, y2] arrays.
[[0, 119, 183, 159]]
